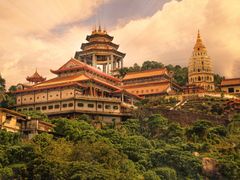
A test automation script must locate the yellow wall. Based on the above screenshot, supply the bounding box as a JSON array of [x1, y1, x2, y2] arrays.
[[221, 86, 240, 94], [0, 112, 21, 132]]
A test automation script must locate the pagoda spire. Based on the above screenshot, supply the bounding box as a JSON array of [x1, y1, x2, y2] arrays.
[[194, 30, 206, 51]]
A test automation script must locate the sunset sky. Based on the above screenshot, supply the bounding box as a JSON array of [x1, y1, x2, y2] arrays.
[[1, 0, 240, 87]]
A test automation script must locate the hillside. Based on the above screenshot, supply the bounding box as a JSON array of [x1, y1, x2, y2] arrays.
[[0, 112, 240, 179]]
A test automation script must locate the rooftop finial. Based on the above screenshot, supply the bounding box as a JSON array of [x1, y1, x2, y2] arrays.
[[194, 29, 206, 50], [197, 29, 201, 39], [98, 25, 102, 32]]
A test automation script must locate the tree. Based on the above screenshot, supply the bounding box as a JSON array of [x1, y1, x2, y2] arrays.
[[141, 61, 164, 71]]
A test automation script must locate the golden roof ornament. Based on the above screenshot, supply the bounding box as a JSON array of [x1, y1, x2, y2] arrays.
[[194, 30, 206, 51]]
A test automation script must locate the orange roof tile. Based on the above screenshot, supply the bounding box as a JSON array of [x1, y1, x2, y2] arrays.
[[34, 74, 89, 87], [123, 82, 170, 95], [123, 68, 168, 81], [221, 78, 240, 86], [51, 58, 121, 82], [14, 82, 83, 93]]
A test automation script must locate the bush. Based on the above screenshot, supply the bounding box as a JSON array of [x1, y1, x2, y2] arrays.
[[143, 170, 160, 180], [154, 167, 177, 180]]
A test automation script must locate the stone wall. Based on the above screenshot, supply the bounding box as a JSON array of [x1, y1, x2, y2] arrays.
[[149, 108, 229, 126]]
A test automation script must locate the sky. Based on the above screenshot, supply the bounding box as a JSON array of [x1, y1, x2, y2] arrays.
[[0, 0, 240, 87]]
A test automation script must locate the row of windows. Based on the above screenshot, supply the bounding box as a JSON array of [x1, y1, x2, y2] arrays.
[[18, 92, 74, 102], [193, 52, 207, 56], [228, 88, 240, 93], [131, 88, 159, 94], [124, 76, 164, 84], [190, 76, 213, 82], [18, 103, 119, 111]]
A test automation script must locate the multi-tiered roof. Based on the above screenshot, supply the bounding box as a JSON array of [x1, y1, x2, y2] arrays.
[[26, 70, 46, 84], [75, 26, 125, 59]]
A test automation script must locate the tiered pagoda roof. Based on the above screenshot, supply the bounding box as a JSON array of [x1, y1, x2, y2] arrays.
[[122, 68, 169, 81], [74, 26, 125, 58], [50, 58, 121, 83], [26, 70, 46, 84]]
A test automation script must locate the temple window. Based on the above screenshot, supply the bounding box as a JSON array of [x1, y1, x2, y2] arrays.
[[29, 107, 33, 111], [54, 105, 60, 109], [97, 104, 102, 108], [62, 104, 67, 108], [198, 76, 201, 81], [42, 106, 47, 110], [78, 103, 84, 107], [113, 106, 119, 110], [228, 88, 234, 93], [68, 103, 73, 107], [48, 105, 53, 110], [88, 104, 94, 108], [36, 107, 40, 110], [105, 105, 111, 109]]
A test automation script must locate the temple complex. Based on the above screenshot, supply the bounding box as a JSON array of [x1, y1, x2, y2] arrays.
[[74, 26, 125, 77], [122, 68, 182, 97], [188, 31, 215, 91], [13, 58, 140, 123]]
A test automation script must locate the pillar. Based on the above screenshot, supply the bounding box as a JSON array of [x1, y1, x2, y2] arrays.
[[103, 64, 106, 73], [111, 54, 114, 72], [107, 56, 110, 74], [120, 58, 123, 69], [92, 54, 97, 67]]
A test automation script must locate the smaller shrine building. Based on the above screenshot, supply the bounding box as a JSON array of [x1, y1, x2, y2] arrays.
[[122, 68, 182, 98]]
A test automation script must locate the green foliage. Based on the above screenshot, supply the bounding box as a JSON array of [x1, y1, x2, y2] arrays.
[[0, 111, 239, 179], [147, 114, 168, 138], [21, 110, 49, 122], [154, 167, 177, 180], [141, 61, 164, 71], [186, 120, 213, 142], [150, 147, 202, 178], [143, 170, 161, 180], [0, 130, 20, 145]]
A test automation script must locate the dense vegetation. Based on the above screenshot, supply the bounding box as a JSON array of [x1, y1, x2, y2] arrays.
[[118, 60, 223, 87], [0, 111, 239, 179]]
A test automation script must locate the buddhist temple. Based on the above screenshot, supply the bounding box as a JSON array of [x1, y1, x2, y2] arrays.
[[26, 69, 46, 84], [13, 58, 141, 123], [221, 78, 240, 94], [188, 30, 215, 91], [122, 68, 182, 97], [74, 26, 125, 77]]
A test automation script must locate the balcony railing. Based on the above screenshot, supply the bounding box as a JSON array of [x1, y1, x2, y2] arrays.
[[75, 94, 121, 102]]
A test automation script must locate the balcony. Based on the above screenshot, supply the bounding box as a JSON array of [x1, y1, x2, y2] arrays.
[[75, 94, 121, 103]]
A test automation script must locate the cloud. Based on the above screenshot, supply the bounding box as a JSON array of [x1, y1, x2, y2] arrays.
[[1, 0, 240, 88], [0, 0, 105, 87], [112, 0, 240, 78]]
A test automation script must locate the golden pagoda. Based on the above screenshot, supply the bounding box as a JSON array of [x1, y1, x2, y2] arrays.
[[188, 31, 215, 91]]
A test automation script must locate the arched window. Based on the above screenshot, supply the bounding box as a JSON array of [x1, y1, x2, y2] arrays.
[[198, 76, 201, 81]]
